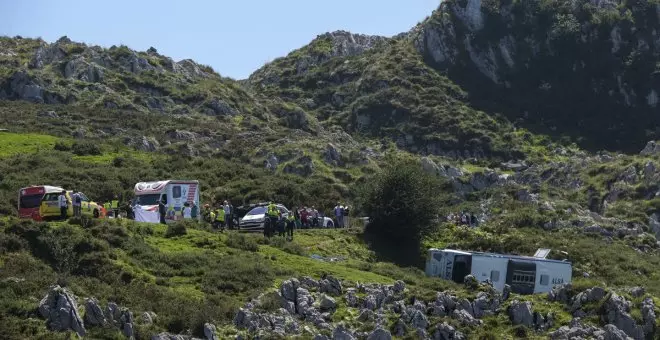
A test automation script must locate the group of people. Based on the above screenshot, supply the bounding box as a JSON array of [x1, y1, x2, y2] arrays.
[[201, 200, 234, 230], [447, 211, 479, 227]]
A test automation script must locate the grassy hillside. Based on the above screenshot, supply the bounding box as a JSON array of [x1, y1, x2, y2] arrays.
[[1, 218, 659, 339]]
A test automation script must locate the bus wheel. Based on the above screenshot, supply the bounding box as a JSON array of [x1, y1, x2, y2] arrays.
[[93, 209, 99, 218]]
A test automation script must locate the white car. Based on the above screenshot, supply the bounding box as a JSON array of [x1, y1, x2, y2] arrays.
[[239, 204, 290, 230]]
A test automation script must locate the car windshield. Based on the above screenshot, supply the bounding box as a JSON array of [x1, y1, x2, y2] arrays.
[[135, 194, 161, 205], [246, 206, 267, 216], [78, 193, 90, 201]]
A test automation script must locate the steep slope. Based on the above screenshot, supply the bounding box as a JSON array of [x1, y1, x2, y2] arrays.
[[249, 31, 534, 161], [415, 0, 660, 151]]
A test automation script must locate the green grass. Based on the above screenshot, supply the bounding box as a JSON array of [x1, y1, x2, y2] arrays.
[[0, 132, 58, 158]]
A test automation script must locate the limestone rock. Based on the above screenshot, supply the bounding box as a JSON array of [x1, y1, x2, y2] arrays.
[[204, 323, 218, 340], [84, 298, 106, 326], [320, 294, 337, 312], [367, 328, 392, 340], [38, 285, 86, 336]]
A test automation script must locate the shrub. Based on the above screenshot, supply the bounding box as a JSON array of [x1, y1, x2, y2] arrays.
[[357, 158, 444, 247], [53, 141, 71, 151], [71, 141, 101, 156], [225, 233, 259, 252], [165, 222, 187, 238]]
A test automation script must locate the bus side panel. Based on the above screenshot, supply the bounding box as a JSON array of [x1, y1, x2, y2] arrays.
[[471, 256, 508, 292], [534, 261, 572, 294]]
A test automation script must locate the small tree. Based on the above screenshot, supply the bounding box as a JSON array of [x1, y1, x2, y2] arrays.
[[357, 157, 446, 264]]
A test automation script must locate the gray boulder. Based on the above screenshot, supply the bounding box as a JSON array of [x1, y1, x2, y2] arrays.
[[508, 300, 534, 327], [320, 294, 337, 312], [640, 141, 660, 156], [319, 275, 343, 296], [151, 333, 187, 340], [641, 297, 656, 337], [392, 280, 406, 293], [602, 293, 644, 340], [367, 328, 392, 340], [357, 309, 376, 322], [300, 276, 320, 290], [332, 324, 356, 340], [124, 135, 160, 152], [205, 98, 237, 116], [602, 324, 634, 340], [408, 309, 429, 330], [204, 323, 218, 340], [38, 285, 86, 337], [345, 289, 359, 308], [84, 298, 106, 326], [281, 278, 300, 302], [323, 143, 342, 166], [452, 308, 481, 327], [433, 322, 466, 340], [629, 287, 645, 298]]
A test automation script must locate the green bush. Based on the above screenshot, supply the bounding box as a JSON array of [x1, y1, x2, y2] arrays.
[[165, 222, 187, 238], [53, 141, 71, 151], [358, 158, 444, 247], [225, 233, 259, 252], [71, 141, 101, 156]]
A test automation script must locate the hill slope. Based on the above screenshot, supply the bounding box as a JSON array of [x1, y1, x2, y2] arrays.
[[2, 0, 660, 339]]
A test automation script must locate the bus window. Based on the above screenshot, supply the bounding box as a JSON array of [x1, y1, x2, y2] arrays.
[[172, 186, 181, 199]]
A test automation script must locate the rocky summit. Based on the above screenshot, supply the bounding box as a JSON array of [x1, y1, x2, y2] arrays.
[[2, 0, 660, 339]]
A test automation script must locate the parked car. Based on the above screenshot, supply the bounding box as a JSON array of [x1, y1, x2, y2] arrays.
[[39, 191, 102, 219], [239, 203, 290, 231]]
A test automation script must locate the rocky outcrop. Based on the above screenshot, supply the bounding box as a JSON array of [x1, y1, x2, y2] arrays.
[[38, 285, 86, 336], [123, 135, 160, 152], [508, 300, 533, 327], [283, 156, 315, 177], [602, 293, 645, 340]]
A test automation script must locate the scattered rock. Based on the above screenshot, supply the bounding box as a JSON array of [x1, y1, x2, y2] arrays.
[[281, 278, 300, 302], [204, 323, 218, 340], [433, 322, 466, 340], [323, 143, 342, 166], [38, 110, 59, 118], [463, 275, 478, 289], [366, 328, 391, 340], [332, 324, 356, 340], [629, 287, 645, 298], [319, 275, 343, 296], [392, 280, 406, 294], [640, 141, 660, 156], [602, 293, 644, 340], [357, 309, 375, 322], [508, 300, 534, 327], [84, 298, 106, 326], [38, 285, 86, 336], [320, 294, 337, 312], [124, 135, 159, 152]]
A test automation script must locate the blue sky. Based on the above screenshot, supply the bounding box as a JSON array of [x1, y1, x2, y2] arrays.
[[0, 0, 439, 79]]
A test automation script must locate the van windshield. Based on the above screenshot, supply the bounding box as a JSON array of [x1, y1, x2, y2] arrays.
[[135, 194, 161, 205]]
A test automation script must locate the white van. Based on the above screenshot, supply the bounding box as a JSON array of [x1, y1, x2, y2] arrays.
[[133, 180, 201, 223]]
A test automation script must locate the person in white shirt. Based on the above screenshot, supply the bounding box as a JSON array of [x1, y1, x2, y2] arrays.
[[58, 190, 68, 220], [183, 202, 192, 219]]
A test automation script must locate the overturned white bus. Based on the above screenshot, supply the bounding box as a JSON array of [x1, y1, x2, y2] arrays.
[[425, 248, 572, 294]]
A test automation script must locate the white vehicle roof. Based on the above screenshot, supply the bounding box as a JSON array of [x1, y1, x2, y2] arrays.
[[134, 180, 199, 195]]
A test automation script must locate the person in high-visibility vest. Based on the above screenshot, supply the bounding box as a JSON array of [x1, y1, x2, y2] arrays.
[[265, 202, 279, 238], [111, 196, 120, 218], [214, 205, 226, 231]]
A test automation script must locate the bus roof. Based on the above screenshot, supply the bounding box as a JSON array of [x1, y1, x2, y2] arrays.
[[429, 248, 571, 265], [19, 185, 65, 196]]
